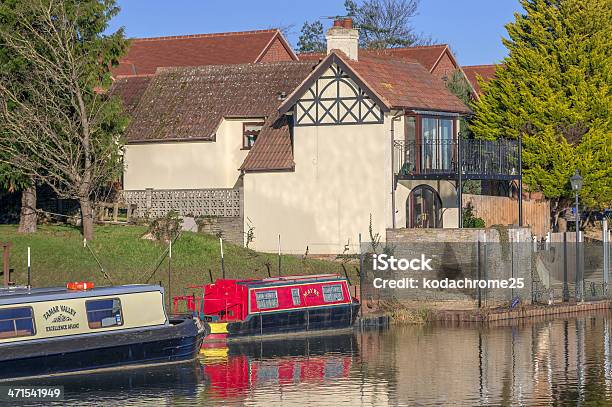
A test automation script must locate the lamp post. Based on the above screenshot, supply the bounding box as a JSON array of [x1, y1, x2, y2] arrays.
[[570, 170, 583, 301]]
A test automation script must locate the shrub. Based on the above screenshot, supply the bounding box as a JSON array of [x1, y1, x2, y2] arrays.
[[463, 203, 485, 228]]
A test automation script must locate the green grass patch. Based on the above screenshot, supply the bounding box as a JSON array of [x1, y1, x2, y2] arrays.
[[0, 225, 355, 299]]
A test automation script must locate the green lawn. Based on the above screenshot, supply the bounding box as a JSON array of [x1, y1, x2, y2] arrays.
[[0, 225, 354, 300]]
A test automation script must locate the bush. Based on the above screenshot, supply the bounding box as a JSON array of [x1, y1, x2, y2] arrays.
[[463, 203, 485, 228], [146, 211, 182, 243]]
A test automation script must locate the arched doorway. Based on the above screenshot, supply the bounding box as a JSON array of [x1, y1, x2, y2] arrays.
[[407, 185, 443, 228]]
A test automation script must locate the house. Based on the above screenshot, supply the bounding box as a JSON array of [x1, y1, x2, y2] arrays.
[[111, 29, 298, 114], [462, 64, 499, 96], [119, 18, 521, 254], [113, 29, 297, 77], [300, 44, 476, 95]]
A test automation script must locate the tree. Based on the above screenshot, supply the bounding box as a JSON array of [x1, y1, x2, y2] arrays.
[[0, 0, 129, 241], [296, 0, 433, 52], [469, 0, 612, 229], [0, 165, 36, 233], [445, 69, 473, 107], [345, 0, 433, 48], [297, 20, 325, 53], [0, 0, 38, 234]]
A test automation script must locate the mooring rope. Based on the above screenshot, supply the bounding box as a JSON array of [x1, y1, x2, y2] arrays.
[[84, 240, 114, 285], [144, 231, 182, 284]]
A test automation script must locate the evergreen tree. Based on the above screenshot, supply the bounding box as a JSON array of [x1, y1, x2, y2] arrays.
[[470, 0, 612, 226], [297, 21, 325, 53], [0, 0, 38, 233], [0, 0, 129, 241]]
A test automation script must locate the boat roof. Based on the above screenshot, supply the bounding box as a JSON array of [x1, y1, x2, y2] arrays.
[[236, 274, 346, 288], [0, 284, 164, 306]]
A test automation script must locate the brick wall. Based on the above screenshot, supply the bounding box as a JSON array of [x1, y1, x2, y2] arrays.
[[259, 37, 294, 62], [431, 51, 457, 81]]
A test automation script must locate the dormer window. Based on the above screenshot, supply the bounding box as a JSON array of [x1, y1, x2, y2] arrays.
[[243, 122, 264, 149]]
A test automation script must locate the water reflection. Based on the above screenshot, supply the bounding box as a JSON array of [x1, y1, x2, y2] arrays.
[[200, 334, 357, 404], [8, 312, 612, 406]]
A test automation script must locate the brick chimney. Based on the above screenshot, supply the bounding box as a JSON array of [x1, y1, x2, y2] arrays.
[[326, 17, 359, 60]]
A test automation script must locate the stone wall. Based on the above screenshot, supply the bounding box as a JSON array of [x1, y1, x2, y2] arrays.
[[360, 227, 534, 305], [197, 217, 244, 246]]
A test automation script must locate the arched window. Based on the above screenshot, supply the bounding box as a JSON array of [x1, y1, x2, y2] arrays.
[[407, 185, 443, 228]]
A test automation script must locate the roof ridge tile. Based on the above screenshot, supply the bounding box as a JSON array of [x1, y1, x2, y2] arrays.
[[131, 29, 279, 42]]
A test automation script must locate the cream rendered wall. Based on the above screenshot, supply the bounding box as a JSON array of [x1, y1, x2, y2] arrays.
[[395, 180, 459, 228], [243, 115, 398, 254], [123, 118, 256, 190]]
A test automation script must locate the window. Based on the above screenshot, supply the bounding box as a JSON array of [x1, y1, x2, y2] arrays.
[[420, 117, 454, 171], [255, 290, 278, 309], [291, 288, 301, 306], [86, 298, 123, 329], [322, 284, 344, 303], [0, 307, 35, 339], [243, 122, 264, 149]]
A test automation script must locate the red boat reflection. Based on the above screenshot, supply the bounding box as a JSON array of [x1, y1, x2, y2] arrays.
[[200, 333, 356, 399]]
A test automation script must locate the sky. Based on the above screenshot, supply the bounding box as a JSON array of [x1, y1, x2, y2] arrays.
[[106, 1, 523, 66]]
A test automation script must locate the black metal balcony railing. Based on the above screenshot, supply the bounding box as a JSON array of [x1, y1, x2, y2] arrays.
[[394, 138, 520, 180]]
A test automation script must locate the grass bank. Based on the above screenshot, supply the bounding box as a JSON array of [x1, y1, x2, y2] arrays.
[[0, 225, 355, 298]]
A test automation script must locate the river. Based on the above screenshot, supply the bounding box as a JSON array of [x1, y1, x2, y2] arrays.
[[15, 311, 612, 406]]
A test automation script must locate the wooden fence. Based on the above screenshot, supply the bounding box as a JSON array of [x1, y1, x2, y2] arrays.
[[464, 194, 550, 237], [120, 188, 242, 218]]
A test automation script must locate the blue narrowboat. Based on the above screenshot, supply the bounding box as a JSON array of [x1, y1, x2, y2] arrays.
[[0, 283, 208, 381]]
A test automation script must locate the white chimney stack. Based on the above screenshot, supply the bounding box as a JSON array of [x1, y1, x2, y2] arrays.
[[326, 17, 359, 61]]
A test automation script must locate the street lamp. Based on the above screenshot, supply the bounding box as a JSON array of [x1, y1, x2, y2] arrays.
[[570, 169, 583, 301]]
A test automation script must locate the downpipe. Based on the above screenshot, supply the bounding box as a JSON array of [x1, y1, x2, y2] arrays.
[[390, 111, 404, 229]]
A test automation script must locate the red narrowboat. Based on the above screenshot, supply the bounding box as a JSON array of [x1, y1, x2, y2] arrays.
[[174, 274, 360, 340]]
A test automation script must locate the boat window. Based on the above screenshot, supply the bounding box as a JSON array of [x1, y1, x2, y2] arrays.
[[0, 307, 35, 339], [86, 298, 123, 329], [322, 284, 344, 302], [291, 288, 301, 306], [255, 290, 278, 310]]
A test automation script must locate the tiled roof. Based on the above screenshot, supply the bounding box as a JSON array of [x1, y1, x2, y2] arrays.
[[462, 64, 499, 95], [298, 45, 450, 72], [113, 29, 297, 77], [346, 52, 471, 113], [109, 75, 153, 113], [240, 115, 294, 171], [125, 61, 315, 143], [282, 51, 470, 115]]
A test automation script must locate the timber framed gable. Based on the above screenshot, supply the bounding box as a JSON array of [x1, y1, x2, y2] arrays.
[[279, 53, 388, 127]]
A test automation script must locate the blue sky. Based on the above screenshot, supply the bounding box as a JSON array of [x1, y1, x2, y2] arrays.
[[107, 1, 522, 66]]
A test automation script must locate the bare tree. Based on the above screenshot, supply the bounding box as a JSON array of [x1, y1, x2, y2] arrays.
[[346, 0, 435, 48], [0, 0, 128, 241]]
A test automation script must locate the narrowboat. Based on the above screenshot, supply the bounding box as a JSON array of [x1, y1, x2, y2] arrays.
[[174, 274, 359, 341], [0, 283, 208, 380]]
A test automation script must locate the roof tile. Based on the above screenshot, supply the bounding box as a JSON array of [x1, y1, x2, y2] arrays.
[[125, 61, 315, 144], [298, 45, 449, 71], [462, 64, 499, 95], [114, 30, 295, 77]]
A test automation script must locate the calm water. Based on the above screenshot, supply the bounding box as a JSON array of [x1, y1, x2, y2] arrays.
[[13, 311, 612, 406]]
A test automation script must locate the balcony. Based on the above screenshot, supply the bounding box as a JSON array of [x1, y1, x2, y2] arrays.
[[393, 138, 521, 181]]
